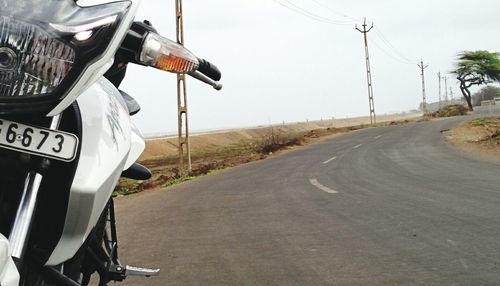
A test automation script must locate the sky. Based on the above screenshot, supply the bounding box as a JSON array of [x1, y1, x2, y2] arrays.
[[121, 0, 500, 135]]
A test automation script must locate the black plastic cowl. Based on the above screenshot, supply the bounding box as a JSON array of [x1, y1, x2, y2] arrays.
[[121, 163, 152, 180]]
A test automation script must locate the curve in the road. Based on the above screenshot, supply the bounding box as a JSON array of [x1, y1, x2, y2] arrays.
[[117, 114, 500, 286]]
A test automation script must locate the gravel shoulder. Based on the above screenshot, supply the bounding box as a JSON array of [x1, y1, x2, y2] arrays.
[[445, 116, 500, 163]]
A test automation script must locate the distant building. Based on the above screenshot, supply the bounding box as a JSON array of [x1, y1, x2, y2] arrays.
[[481, 100, 496, 106]]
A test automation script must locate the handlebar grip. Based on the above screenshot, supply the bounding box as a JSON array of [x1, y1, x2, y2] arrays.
[[197, 58, 222, 81]]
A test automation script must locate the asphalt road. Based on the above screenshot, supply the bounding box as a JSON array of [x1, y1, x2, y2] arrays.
[[117, 111, 500, 285]]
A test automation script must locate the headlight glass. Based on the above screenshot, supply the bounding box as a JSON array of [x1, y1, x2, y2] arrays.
[[0, 0, 131, 115], [0, 16, 76, 97]]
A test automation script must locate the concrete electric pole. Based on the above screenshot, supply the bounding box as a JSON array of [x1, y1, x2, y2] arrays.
[[438, 72, 442, 107], [175, 0, 192, 174], [356, 18, 376, 125], [444, 76, 449, 103], [418, 60, 429, 114]]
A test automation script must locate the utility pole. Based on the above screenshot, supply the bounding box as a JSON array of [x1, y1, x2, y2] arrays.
[[418, 60, 429, 114], [438, 72, 442, 107], [356, 18, 376, 125], [449, 87, 454, 102], [175, 0, 192, 174], [444, 76, 449, 103]]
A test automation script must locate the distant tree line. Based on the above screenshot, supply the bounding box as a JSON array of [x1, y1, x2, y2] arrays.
[[472, 86, 500, 106]]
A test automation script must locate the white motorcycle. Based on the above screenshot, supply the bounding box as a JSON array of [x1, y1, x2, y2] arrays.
[[0, 0, 222, 285]]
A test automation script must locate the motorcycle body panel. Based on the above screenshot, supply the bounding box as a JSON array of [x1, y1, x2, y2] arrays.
[[0, 235, 19, 286], [48, 0, 141, 116], [47, 78, 136, 266]]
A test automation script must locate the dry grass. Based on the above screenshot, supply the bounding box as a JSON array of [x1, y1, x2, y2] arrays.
[[445, 117, 500, 162], [430, 104, 469, 118], [469, 118, 500, 145]]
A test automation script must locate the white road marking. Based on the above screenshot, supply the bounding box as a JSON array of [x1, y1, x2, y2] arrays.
[[309, 179, 338, 194], [447, 239, 458, 247], [353, 144, 362, 149], [459, 258, 469, 270], [374, 135, 382, 139], [322, 156, 337, 164]]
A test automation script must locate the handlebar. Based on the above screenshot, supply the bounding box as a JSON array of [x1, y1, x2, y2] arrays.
[[197, 58, 222, 81], [189, 71, 223, 90], [120, 21, 223, 90]]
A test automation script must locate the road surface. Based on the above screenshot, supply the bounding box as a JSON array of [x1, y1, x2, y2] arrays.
[[117, 112, 500, 285]]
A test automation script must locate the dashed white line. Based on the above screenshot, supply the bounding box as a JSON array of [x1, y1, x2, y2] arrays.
[[309, 179, 338, 194], [459, 258, 469, 270], [353, 144, 362, 149], [374, 135, 382, 139], [322, 156, 337, 164]]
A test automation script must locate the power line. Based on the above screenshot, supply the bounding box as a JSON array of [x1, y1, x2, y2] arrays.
[[272, 0, 357, 26], [281, 0, 356, 25], [272, 1, 416, 66], [308, 0, 362, 22], [369, 38, 414, 65], [271, 0, 418, 65], [373, 28, 414, 64]]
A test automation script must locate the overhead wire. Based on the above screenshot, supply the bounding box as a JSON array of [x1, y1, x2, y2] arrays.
[[373, 28, 415, 64], [271, 0, 356, 26], [368, 38, 414, 66], [308, 0, 362, 22], [271, 0, 418, 67]]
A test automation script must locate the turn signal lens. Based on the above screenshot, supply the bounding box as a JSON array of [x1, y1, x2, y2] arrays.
[[140, 33, 199, 73]]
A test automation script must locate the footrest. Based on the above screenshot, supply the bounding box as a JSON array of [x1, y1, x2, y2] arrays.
[[125, 265, 160, 277]]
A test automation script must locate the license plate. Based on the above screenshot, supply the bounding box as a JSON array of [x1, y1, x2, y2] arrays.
[[0, 118, 78, 162]]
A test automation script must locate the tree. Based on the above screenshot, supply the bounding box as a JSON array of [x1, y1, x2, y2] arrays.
[[452, 50, 500, 110], [472, 85, 500, 106]]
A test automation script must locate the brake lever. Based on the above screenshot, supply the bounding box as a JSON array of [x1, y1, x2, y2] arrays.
[[188, 71, 223, 91]]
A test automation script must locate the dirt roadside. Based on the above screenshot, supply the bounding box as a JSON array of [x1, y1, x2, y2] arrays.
[[445, 117, 500, 162]]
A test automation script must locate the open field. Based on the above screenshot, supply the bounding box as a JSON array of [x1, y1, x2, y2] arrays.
[[141, 113, 420, 160]]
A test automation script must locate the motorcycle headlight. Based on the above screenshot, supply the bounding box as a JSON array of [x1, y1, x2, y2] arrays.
[[0, 17, 76, 98], [0, 0, 132, 115]]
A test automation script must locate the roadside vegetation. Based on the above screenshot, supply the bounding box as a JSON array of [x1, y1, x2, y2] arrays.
[[452, 50, 500, 110], [430, 104, 469, 118], [445, 117, 500, 162], [469, 118, 500, 145]]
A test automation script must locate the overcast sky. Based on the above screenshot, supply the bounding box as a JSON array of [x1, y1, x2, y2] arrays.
[[121, 0, 500, 135]]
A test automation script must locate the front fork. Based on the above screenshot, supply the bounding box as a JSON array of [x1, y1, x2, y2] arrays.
[[7, 113, 159, 283], [9, 115, 62, 266]]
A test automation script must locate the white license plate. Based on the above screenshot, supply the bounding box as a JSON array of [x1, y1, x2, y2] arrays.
[[0, 118, 78, 162]]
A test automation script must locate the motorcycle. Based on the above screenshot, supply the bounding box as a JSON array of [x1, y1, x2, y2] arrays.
[[0, 0, 222, 285]]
